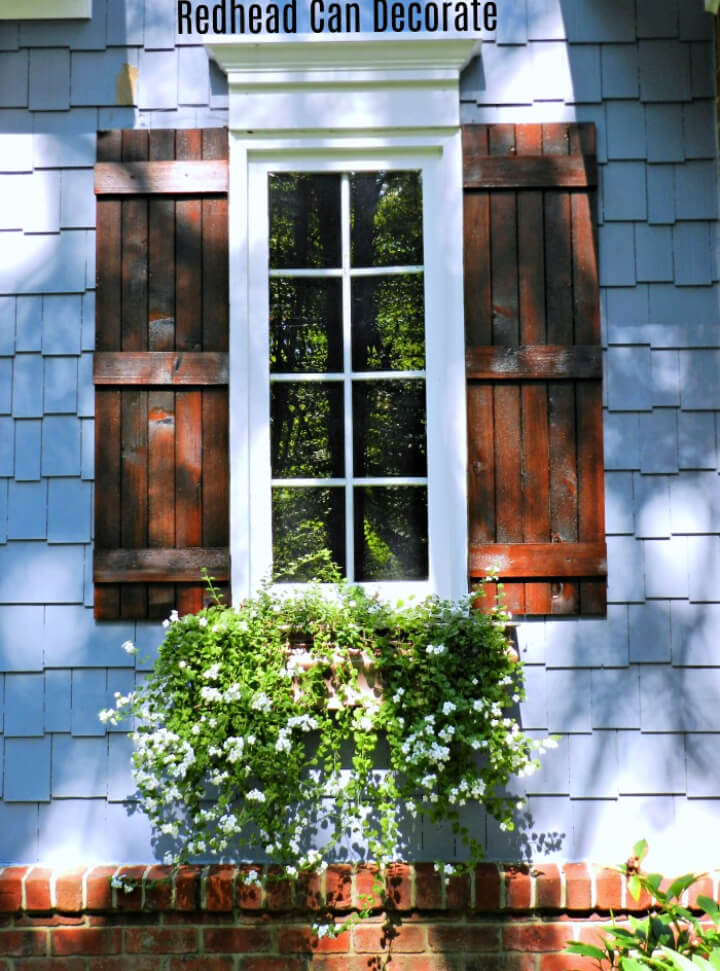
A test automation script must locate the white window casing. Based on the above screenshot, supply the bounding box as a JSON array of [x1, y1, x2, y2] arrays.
[[208, 33, 479, 603]]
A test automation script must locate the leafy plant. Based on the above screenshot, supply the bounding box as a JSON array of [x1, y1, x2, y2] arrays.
[[565, 840, 720, 970], [102, 574, 553, 890]]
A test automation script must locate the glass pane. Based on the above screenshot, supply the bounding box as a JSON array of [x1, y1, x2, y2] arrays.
[[350, 171, 423, 267], [271, 383, 344, 478], [353, 381, 426, 477], [273, 487, 345, 581], [354, 487, 428, 581], [351, 275, 425, 372], [269, 173, 341, 269], [270, 278, 343, 373]]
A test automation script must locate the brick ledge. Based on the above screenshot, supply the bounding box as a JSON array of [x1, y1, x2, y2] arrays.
[[0, 863, 716, 916]]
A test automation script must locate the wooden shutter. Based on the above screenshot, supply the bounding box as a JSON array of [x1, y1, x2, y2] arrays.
[[94, 129, 230, 620], [463, 123, 606, 616]]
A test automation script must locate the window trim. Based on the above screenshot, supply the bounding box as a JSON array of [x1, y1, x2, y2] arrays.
[[208, 33, 479, 603]]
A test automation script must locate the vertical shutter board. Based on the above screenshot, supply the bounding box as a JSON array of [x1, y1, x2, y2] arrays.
[[463, 192, 492, 346], [467, 384, 496, 545], [577, 381, 606, 614], [94, 389, 121, 619], [175, 390, 204, 616]]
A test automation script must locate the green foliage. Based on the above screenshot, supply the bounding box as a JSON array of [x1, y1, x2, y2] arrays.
[[564, 845, 720, 971], [103, 575, 551, 882]]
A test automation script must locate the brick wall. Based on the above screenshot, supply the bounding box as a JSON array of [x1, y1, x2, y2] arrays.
[[0, 863, 716, 969]]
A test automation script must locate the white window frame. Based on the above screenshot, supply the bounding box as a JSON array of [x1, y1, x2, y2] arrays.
[[208, 33, 479, 604]]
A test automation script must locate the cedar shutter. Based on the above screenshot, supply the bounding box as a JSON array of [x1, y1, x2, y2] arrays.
[[94, 129, 230, 620], [463, 123, 606, 616]]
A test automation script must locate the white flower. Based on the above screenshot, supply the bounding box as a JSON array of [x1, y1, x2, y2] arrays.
[[314, 923, 332, 939], [162, 619, 170, 628], [198, 617, 208, 628], [170, 609, 179, 623], [243, 869, 260, 885], [178, 660, 187, 670], [251, 692, 272, 713], [246, 788, 266, 802], [203, 663, 221, 681], [121, 640, 137, 655], [110, 875, 124, 889], [442, 701, 456, 716]]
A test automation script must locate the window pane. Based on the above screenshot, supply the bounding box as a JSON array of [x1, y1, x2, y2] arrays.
[[269, 173, 341, 268], [271, 383, 344, 478], [273, 487, 345, 580], [270, 278, 343, 373], [354, 486, 428, 581], [351, 275, 425, 372], [353, 380, 426, 477], [350, 171, 423, 267]]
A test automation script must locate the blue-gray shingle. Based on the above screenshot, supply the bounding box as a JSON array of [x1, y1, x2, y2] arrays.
[[44, 357, 77, 415], [80, 418, 93, 480], [7, 480, 46, 540], [650, 349, 680, 406], [4, 673, 43, 736], [44, 605, 134, 668], [138, 50, 179, 110], [60, 169, 95, 229], [604, 412, 641, 471], [106, 0, 144, 45], [564, 0, 635, 42], [42, 294, 82, 356], [603, 162, 647, 221], [644, 536, 688, 598], [634, 473, 671, 538], [646, 104, 683, 163], [566, 44, 601, 103], [105, 669, 135, 734], [52, 735, 107, 798], [11, 356, 42, 419], [606, 346, 652, 411], [591, 668, 640, 729], [683, 100, 716, 159], [647, 165, 676, 225], [71, 669, 108, 737], [77, 354, 93, 418], [607, 535, 645, 603], [526, 0, 565, 40], [33, 109, 97, 168], [70, 49, 140, 107], [0, 605, 43, 672], [635, 225, 673, 283], [670, 472, 716, 534], [29, 49, 70, 111], [680, 3, 714, 41], [0, 297, 13, 354], [599, 224, 636, 286], [0, 359, 10, 415], [686, 536, 720, 603], [639, 40, 691, 102], [178, 46, 211, 105], [678, 411, 716, 469], [674, 222, 713, 286], [0, 111, 33, 173], [675, 161, 718, 219], [680, 350, 720, 410], [605, 102, 646, 160], [636, 0, 678, 38], [19, 0, 107, 50], [686, 734, 720, 796], [0, 479, 6, 542], [641, 667, 720, 730], [690, 41, 715, 97], [14, 419, 40, 481], [0, 51, 28, 108], [37, 798, 108, 863], [0, 231, 87, 295], [81, 292, 94, 352], [496, 0, 528, 44], [640, 409, 678, 473], [518, 665, 547, 730], [629, 600, 671, 663], [569, 731, 618, 798], [145, 0, 177, 50], [0, 543, 85, 604], [524, 733, 570, 795], [606, 471, 634, 534], [15, 296, 42, 352], [601, 44, 639, 100], [107, 733, 135, 801], [0, 802, 39, 863], [47, 479, 91, 544], [606, 285, 650, 325], [41, 416, 81, 476], [546, 669, 591, 733], [545, 607, 629, 668]]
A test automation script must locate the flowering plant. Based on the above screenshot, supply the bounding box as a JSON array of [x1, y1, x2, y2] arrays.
[[103, 576, 551, 881]]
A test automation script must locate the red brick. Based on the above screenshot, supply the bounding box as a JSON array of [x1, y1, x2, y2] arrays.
[[503, 922, 573, 953], [86, 959, 171, 971], [353, 922, 425, 954], [276, 926, 350, 954], [383, 958, 450, 971], [125, 926, 199, 954], [52, 928, 122, 956], [0, 867, 27, 912], [577, 922, 611, 950], [86, 867, 119, 911], [325, 865, 352, 911], [264, 866, 293, 911], [465, 956, 535, 971], [688, 875, 715, 910], [236, 868, 262, 911], [536, 864, 562, 910], [170, 959, 234, 971], [564, 864, 591, 911], [590, 866, 621, 911], [0, 929, 47, 956], [447, 871, 471, 910], [384, 864, 411, 912], [296, 870, 323, 911], [17, 913, 83, 927], [505, 866, 532, 910], [114, 866, 147, 912], [240, 959, 306, 971], [539, 954, 598, 971], [16, 960, 85, 971], [475, 863, 501, 911], [311, 959, 366, 971], [205, 865, 235, 912], [354, 863, 381, 911], [56, 869, 86, 913], [24, 867, 53, 912], [144, 866, 173, 911], [174, 866, 201, 912], [203, 926, 272, 953], [427, 923, 500, 952], [415, 863, 443, 910]]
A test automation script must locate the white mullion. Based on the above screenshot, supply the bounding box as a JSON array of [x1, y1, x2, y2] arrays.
[[350, 370, 425, 381], [270, 372, 344, 383], [341, 173, 354, 582], [272, 477, 428, 488], [349, 265, 423, 277], [272, 478, 346, 488], [269, 267, 342, 278]]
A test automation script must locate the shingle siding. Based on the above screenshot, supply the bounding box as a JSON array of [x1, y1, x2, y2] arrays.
[[0, 0, 716, 868]]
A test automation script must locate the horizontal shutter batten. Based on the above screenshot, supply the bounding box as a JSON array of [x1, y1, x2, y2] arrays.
[[95, 160, 228, 195], [95, 548, 230, 583], [463, 154, 597, 190], [94, 351, 229, 385], [466, 345, 601, 380], [469, 542, 607, 579]]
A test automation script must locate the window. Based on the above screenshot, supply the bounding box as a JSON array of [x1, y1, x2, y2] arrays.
[[93, 37, 607, 620]]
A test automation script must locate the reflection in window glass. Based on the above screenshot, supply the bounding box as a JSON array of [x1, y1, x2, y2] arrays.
[[353, 381, 427, 478], [350, 172, 423, 267], [271, 383, 344, 479], [270, 278, 343, 373], [351, 275, 425, 372], [269, 173, 341, 269], [354, 487, 428, 581], [272, 487, 346, 581]]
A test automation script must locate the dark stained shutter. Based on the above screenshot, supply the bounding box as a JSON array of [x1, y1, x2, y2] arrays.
[[94, 129, 230, 620], [463, 123, 606, 616]]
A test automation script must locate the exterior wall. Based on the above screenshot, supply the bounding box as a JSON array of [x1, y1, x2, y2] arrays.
[[0, 0, 718, 869]]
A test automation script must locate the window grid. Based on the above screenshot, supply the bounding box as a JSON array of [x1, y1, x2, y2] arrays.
[[268, 171, 428, 582]]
